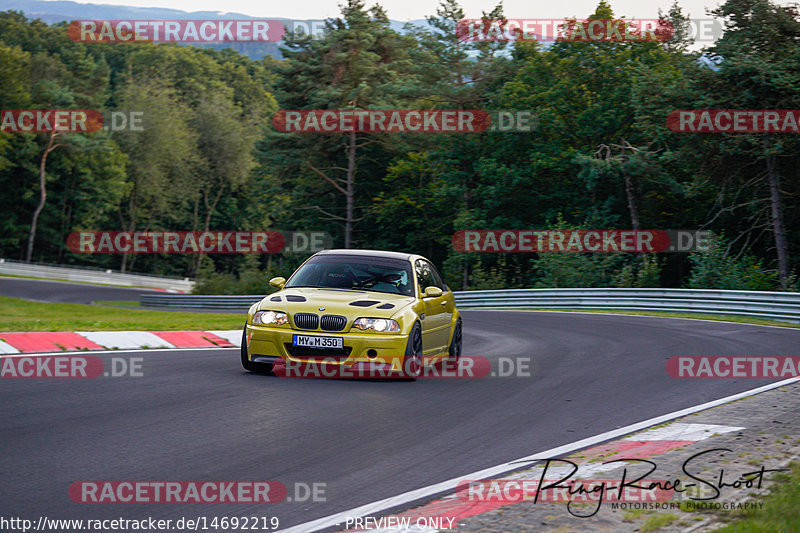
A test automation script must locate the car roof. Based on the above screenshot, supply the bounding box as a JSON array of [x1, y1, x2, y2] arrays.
[[314, 249, 417, 262]]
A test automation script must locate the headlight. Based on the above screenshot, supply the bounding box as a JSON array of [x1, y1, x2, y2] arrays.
[[352, 318, 400, 332], [252, 310, 289, 326]]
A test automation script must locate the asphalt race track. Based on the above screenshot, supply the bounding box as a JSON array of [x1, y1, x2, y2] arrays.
[[2, 310, 799, 531], [0, 276, 155, 304]]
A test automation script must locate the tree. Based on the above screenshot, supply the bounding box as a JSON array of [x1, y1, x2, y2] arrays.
[[706, 0, 800, 288], [25, 130, 61, 262], [0, 13, 113, 262], [270, 0, 419, 248], [112, 80, 197, 272], [190, 87, 261, 272], [643, 0, 800, 289], [398, 0, 510, 286]]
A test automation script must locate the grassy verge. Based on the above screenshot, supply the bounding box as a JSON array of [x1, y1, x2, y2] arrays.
[[705, 462, 800, 532], [3, 296, 796, 332], [468, 308, 800, 329], [0, 296, 244, 331], [94, 300, 141, 307]]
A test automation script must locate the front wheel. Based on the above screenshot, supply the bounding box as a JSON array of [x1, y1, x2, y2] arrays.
[[402, 323, 423, 380], [448, 319, 462, 362], [240, 326, 273, 374]]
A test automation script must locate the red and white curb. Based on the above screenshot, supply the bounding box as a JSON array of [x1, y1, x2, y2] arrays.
[[0, 330, 241, 354], [150, 288, 187, 293]]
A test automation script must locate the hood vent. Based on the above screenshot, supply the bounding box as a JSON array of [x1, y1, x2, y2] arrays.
[[270, 296, 281, 302], [286, 295, 307, 302], [376, 303, 394, 309], [349, 300, 380, 307]]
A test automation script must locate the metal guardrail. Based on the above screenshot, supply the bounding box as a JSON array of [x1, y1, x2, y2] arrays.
[[141, 294, 264, 310], [140, 288, 800, 323], [0, 258, 195, 292], [453, 288, 800, 323]]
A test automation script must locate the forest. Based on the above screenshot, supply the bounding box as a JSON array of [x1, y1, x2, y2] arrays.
[[0, 0, 797, 293]]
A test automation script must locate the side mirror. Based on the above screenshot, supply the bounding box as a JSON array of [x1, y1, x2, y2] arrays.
[[269, 277, 286, 289], [424, 286, 443, 298]]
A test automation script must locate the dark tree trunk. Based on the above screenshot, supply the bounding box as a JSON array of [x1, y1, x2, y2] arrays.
[[621, 142, 640, 231], [345, 130, 356, 248], [765, 148, 789, 288], [26, 131, 60, 262]]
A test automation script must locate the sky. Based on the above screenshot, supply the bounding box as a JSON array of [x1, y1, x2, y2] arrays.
[[45, 0, 736, 22]]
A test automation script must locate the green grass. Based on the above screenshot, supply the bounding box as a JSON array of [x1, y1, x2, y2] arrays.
[[0, 296, 244, 331], [707, 462, 800, 533], [94, 300, 141, 307], [475, 308, 800, 329], [641, 513, 679, 532], [622, 508, 646, 521]]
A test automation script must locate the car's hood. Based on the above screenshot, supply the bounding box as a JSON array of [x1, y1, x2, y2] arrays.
[[258, 287, 415, 318]]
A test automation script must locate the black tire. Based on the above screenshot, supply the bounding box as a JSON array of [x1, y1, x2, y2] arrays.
[[240, 326, 274, 374], [448, 319, 462, 362], [402, 323, 423, 380]]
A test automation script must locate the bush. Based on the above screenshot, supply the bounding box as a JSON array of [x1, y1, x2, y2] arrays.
[[192, 254, 302, 295], [615, 255, 662, 288], [467, 256, 522, 290], [533, 252, 631, 288], [687, 234, 779, 290]]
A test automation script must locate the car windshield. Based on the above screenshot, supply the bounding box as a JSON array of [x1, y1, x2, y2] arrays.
[[286, 255, 414, 296]]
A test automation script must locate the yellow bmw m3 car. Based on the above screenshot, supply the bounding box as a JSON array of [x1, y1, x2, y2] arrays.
[[240, 249, 462, 379]]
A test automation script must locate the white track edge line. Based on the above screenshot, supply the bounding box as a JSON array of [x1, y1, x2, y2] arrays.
[[460, 308, 800, 330], [275, 376, 800, 533]]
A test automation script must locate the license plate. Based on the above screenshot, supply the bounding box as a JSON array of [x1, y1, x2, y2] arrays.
[[292, 334, 343, 349]]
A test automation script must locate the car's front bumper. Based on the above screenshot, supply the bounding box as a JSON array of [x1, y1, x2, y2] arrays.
[[245, 324, 409, 371]]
